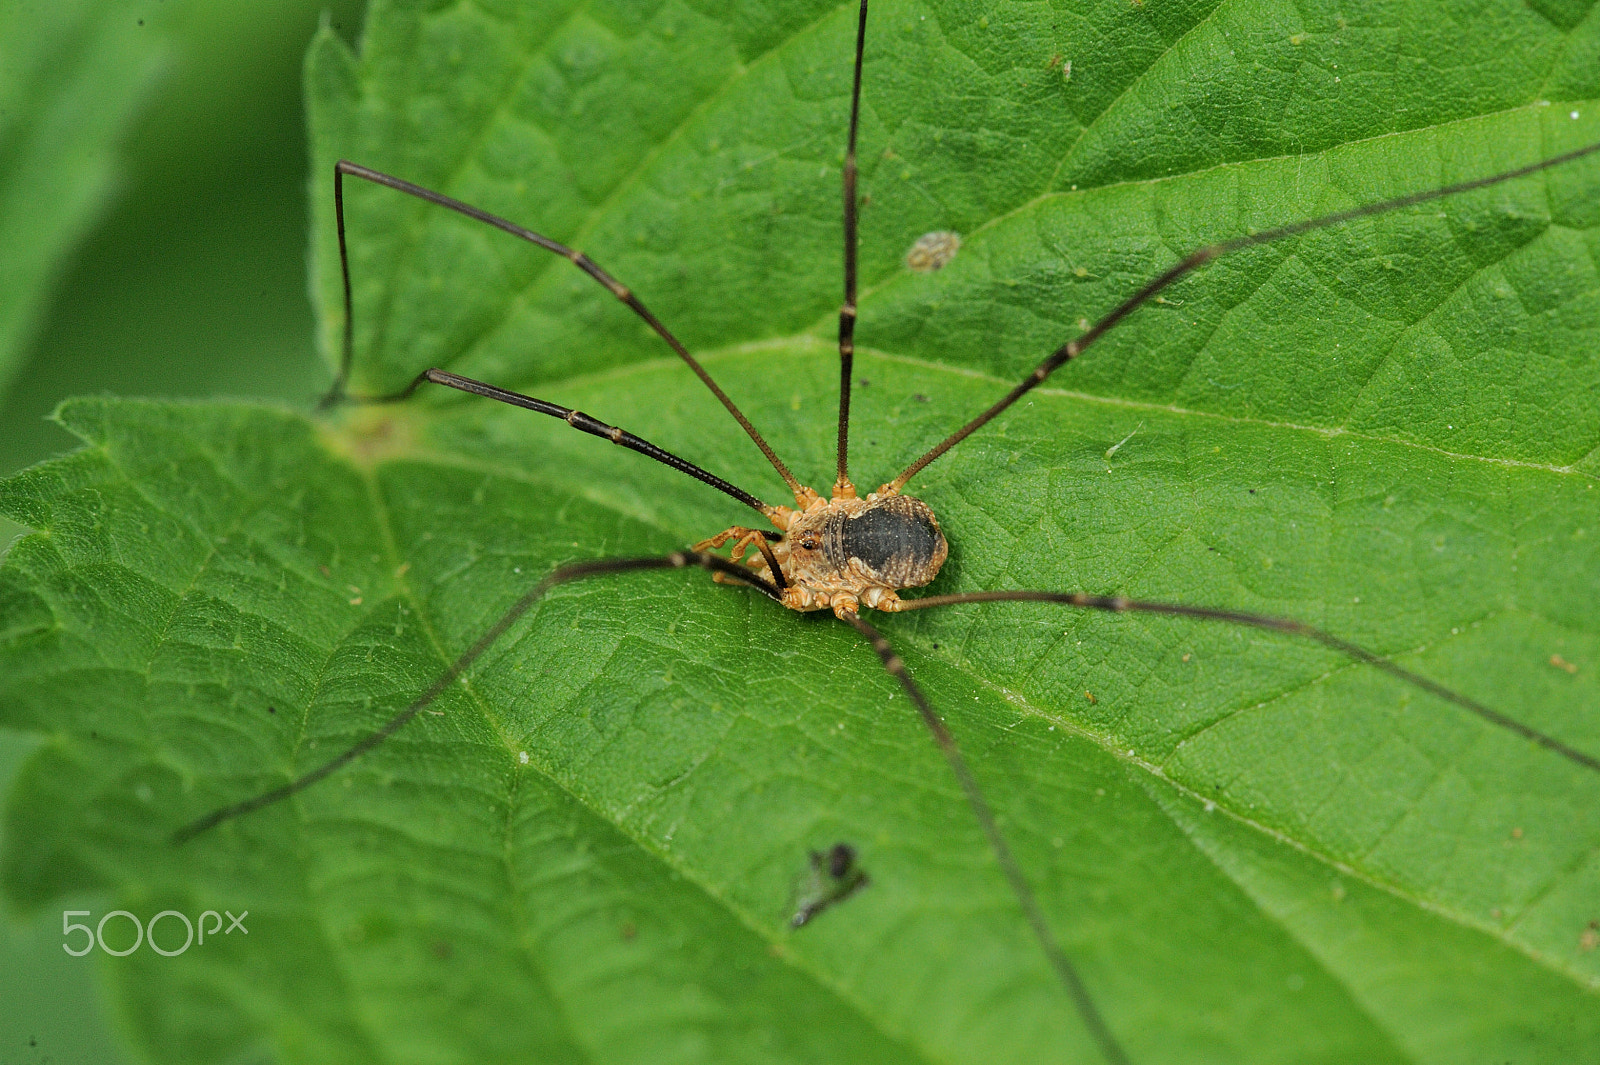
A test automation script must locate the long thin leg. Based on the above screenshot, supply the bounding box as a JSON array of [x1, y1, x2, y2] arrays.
[[839, 610, 1131, 1065], [833, 0, 870, 499], [891, 590, 1600, 774], [884, 138, 1600, 494], [369, 368, 781, 520], [173, 552, 782, 844], [327, 160, 813, 506], [752, 533, 787, 591]]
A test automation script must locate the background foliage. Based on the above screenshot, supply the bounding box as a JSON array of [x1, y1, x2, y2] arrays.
[[3, 0, 1600, 1062], [0, 0, 362, 1061]]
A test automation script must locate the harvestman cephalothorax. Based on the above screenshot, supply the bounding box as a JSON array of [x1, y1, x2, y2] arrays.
[[174, 3, 1600, 1061]]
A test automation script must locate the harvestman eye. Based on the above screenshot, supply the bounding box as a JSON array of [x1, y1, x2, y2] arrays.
[[172, 3, 1600, 1062]]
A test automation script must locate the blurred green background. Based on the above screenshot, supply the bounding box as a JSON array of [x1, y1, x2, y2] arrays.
[[0, 2, 364, 1062]]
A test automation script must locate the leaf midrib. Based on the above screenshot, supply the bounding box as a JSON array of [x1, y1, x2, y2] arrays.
[[357, 463, 604, 1064]]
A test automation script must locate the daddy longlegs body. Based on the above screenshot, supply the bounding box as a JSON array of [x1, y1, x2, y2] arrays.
[[167, 3, 1600, 1061]]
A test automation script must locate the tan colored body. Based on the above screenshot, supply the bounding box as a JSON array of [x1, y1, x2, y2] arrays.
[[697, 487, 948, 620]]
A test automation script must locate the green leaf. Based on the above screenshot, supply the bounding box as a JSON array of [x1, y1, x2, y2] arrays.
[[0, 0, 164, 397], [5, 1, 1600, 1061]]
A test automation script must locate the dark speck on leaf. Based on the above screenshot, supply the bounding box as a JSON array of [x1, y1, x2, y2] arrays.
[[858, 378, 870, 387], [791, 843, 870, 927], [267, 706, 276, 714], [914, 393, 930, 402], [1248, 488, 1257, 494]]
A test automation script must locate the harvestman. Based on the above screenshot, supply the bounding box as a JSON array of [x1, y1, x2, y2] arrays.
[[176, 3, 1600, 1061]]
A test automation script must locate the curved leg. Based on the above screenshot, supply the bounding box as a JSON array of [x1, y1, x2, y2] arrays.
[[889, 590, 1600, 774], [838, 609, 1131, 1065], [882, 138, 1600, 494], [173, 552, 781, 844], [328, 160, 811, 506]]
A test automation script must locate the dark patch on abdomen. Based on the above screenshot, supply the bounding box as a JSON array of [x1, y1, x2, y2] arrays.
[[825, 496, 946, 587]]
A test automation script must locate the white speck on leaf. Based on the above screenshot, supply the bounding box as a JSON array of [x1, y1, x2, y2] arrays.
[[905, 230, 961, 273]]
